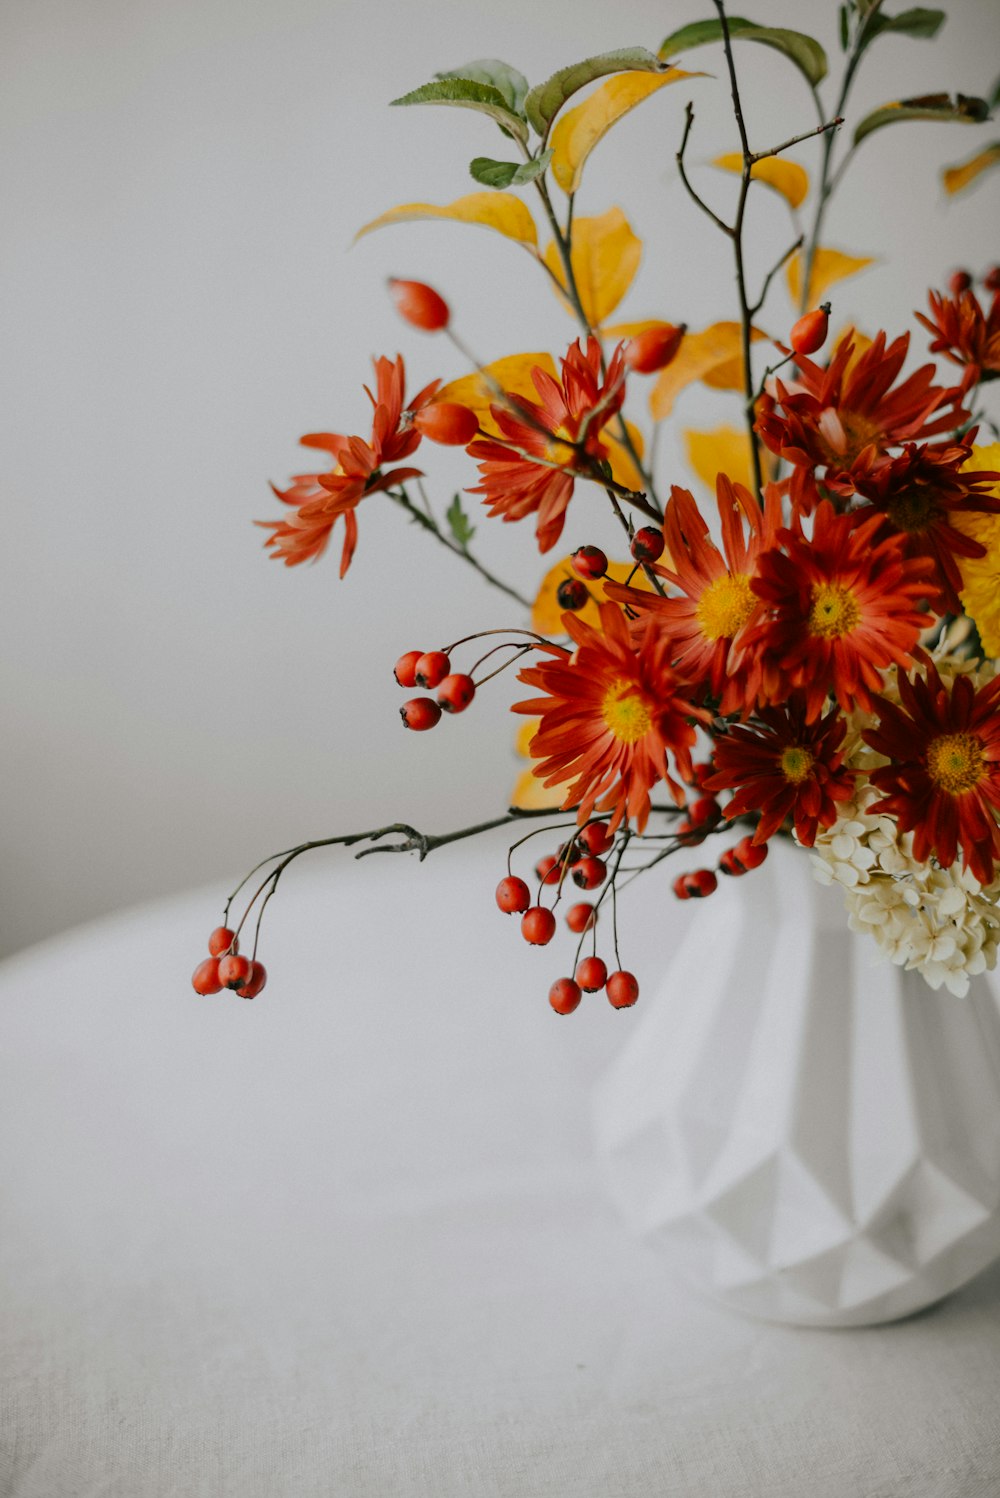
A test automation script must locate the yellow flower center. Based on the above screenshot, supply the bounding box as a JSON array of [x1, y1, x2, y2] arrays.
[[885, 485, 938, 534], [544, 423, 578, 468], [817, 408, 883, 467], [695, 573, 757, 641], [927, 732, 985, 794], [809, 582, 861, 638], [601, 678, 653, 744], [780, 745, 815, 785]]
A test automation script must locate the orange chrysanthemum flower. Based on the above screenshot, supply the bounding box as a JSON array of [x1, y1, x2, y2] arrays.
[[703, 697, 855, 846], [512, 603, 703, 832], [756, 332, 967, 515], [916, 288, 1000, 389], [605, 477, 783, 714], [850, 439, 1000, 612], [749, 502, 933, 721], [258, 355, 438, 574], [466, 337, 626, 553], [864, 662, 1000, 886]]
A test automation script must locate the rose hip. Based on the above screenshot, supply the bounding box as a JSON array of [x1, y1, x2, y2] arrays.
[[549, 977, 582, 1015], [191, 957, 223, 995], [400, 697, 442, 731], [414, 651, 450, 689], [394, 650, 423, 688], [208, 926, 237, 957], [496, 876, 531, 914], [607, 970, 639, 1009], [521, 907, 556, 945], [575, 956, 608, 992], [566, 902, 597, 933]]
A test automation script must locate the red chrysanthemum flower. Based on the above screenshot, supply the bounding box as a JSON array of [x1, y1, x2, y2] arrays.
[[864, 662, 1000, 886], [605, 477, 783, 714], [258, 355, 438, 574], [703, 697, 855, 846], [466, 337, 626, 553], [916, 288, 1000, 389], [849, 438, 1000, 612], [756, 332, 967, 515], [512, 603, 703, 832], [749, 501, 934, 721]]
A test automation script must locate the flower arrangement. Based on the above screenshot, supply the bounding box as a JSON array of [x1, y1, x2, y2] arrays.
[[191, 2, 1000, 1009]]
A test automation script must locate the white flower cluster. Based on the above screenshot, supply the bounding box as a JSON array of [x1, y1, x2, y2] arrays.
[[807, 653, 1000, 997]]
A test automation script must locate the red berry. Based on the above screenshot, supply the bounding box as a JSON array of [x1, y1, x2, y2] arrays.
[[719, 848, 745, 877], [413, 402, 478, 445], [607, 970, 639, 1009], [241, 960, 267, 999], [689, 795, 721, 827], [789, 303, 831, 356], [414, 651, 450, 689], [388, 277, 450, 332], [437, 673, 475, 713], [218, 953, 252, 991], [579, 820, 612, 856], [191, 957, 223, 995], [690, 760, 715, 789], [672, 873, 692, 901], [549, 977, 582, 1015], [496, 876, 531, 914], [571, 856, 607, 890], [208, 926, 237, 957], [566, 902, 597, 933], [687, 869, 718, 899], [949, 269, 973, 297], [394, 650, 423, 688], [400, 697, 442, 731], [535, 854, 561, 886], [556, 577, 590, 611], [576, 955, 608, 992], [735, 834, 768, 870], [631, 526, 665, 563], [983, 265, 1000, 293], [622, 322, 685, 374], [675, 818, 696, 840], [522, 906, 557, 945], [571, 546, 608, 581]]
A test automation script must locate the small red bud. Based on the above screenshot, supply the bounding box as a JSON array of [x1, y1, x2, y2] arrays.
[[414, 651, 451, 689], [571, 856, 607, 890], [521, 906, 557, 945], [549, 977, 582, 1014], [631, 526, 665, 563], [388, 277, 450, 332], [718, 848, 745, 877], [687, 869, 718, 899], [218, 954, 252, 991], [394, 650, 423, 688], [571, 545, 608, 581], [622, 323, 685, 374], [400, 697, 442, 731], [789, 303, 831, 357], [208, 926, 237, 957], [191, 957, 223, 995], [241, 960, 267, 999], [566, 902, 597, 933], [578, 821, 612, 856], [556, 577, 590, 611], [690, 796, 722, 828], [496, 876, 531, 914], [672, 873, 692, 901], [413, 402, 478, 445], [983, 265, 1000, 293], [535, 854, 561, 887], [436, 673, 475, 713], [949, 269, 973, 297], [606, 970, 639, 1009], [735, 834, 769, 870], [575, 955, 608, 992]]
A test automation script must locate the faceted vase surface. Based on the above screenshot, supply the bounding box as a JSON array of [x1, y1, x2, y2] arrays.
[[593, 839, 1000, 1327]]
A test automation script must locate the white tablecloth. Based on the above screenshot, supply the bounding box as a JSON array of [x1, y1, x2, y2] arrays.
[[2, 837, 999, 1496]]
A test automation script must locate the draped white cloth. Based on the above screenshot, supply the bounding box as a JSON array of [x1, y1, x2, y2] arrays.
[[3, 841, 999, 1496]]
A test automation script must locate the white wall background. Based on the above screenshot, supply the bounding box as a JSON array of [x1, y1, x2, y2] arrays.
[[2, 0, 997, 957]]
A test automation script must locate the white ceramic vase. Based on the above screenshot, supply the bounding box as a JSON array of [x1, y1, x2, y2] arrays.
[[593, 838, 1000, 1327]]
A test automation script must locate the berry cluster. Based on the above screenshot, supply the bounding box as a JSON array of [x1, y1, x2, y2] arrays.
[[949, 265, 1000, 296], [191, 927, 267, 999], [395, 648, 476, 731]]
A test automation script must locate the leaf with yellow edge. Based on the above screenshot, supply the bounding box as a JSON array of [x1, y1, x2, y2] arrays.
[[550, 68, 703, 195], [786, 246, 873, 309], [684, 425, 753, 494], [531, 554, 655, 635], [942, 142, 1000, 196], [713, 151, 809, 209], [437, 352, 557, 437], [355, 192, 538, 248], [649, 322, 766, 420], [605, 420, 646, 493], [543, 207, 641, 328], [509, 765, 575, 812]]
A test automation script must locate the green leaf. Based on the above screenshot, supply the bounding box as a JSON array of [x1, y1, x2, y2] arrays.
[[524, 47, 670, 137], [658, 18, 828, 88], [446, 494, 475, 548], [469, 151, 553, 188], [391, 79, 529, 145], [853, 92, 991, 147], [863, 7, 945, 41], [436, 59, 530, 115], [989, 74, 1000, 112], [839, 5, 850, 50]]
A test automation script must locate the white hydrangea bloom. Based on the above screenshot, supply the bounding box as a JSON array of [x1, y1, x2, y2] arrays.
[[807, 654, 1000, 997]]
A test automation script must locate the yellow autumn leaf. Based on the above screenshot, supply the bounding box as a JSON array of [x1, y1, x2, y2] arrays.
[[437, 352, 558, 438], [942, 142, 1000, 196], [786, 246, 873, 309], [713, 152, 809, 209], [509, 766, 574, 812], [831, 324, 873, 375], [602, 318, 681, 341], [543, 207, 641, 327], [649, 322, 766, 420], [605, 420, 647, 492], [684, 425, 753, 493], [531, 554, 654, 635], [355, 192, 538, 247], [550, 68, 702, 195]]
